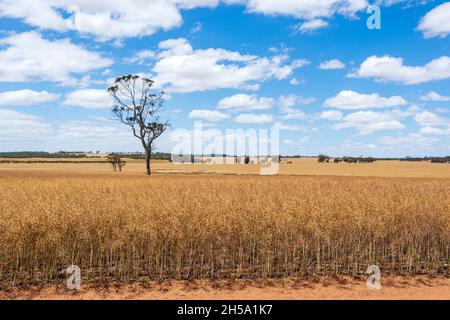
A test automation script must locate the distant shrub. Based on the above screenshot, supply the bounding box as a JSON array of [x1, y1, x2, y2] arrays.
[[108, 156, 126, 172]]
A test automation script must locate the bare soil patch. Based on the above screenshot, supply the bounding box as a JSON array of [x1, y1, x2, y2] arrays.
[[1, 276, 448, 300]]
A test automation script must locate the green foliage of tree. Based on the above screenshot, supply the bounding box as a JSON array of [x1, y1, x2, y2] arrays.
[[318, 154, 329, 163]]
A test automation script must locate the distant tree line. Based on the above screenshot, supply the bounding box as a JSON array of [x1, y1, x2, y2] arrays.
[[318, 155, 376, 163], [110, 152, 171, 160], [0, 151, 87, 158], [430, 157, 450, 164], [336, 156, 376, 163], [401, 156, 450, 163], [2, 152, 448, 164], [0, 160, 108, 164]]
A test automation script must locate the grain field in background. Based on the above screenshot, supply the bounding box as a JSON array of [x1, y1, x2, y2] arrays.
[[0, 173, 449, 287]]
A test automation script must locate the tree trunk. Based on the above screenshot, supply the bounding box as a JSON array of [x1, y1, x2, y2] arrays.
[[145, 148, 151, 176]]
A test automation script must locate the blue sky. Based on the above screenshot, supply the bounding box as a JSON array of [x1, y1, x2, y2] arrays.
[[0, 0, 449, 157]]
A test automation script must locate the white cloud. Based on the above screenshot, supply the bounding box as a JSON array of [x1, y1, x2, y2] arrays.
[[53, 119, 142, 152], [273, 121, 307, 131], [420, 91, 450, 102], [419, 126, 450, 135], [279, 94, 316, 106], [235, 113, 273, 124], [418, 2, 450, 38], [152, 38, 306, 92], [278, 95, 314, 120], [0, 1, 394, 41], [436, 107, 450, 114], [415, 111, 449, 126], [75, 75, 108, 89], [189, 109, 230, 121], [324, 90, 408, 110], [298, 96, 317, 105], [283, 139, 296, 145], [0, 89, 59, 106], [279, 95, 298, 108], [0, 0, 221, 40], [297, 19, 329, 33], [217, 94, 274, 112], [283, 137, 309, 146], [124, 50, 155, 64], [291, 59, 311, 68], [0, 108, 152, 151], [176, 0, 220, 10], [190, 21, 203, 33], [333, 110, 406, 133], [377, 133, 439, 150], [290, 78, 300, 85], [240, 0, 368, 19], [0, 32, 112, 84], [280, 107, 308, 120], [0, 108, 53, 140], [320, 110, 343, 121], [349, 55, 450, 84], [319, 59, 346, 70], [63, 89, 112, 109]]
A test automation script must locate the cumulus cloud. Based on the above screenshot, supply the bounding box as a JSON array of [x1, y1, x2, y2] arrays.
[[280, 94, 316, 106], [0, 89, 59, 106], [280, 108, 308, 120], [0, 32, 112, 84], [282, 137, 310, 146], [324, 90, 408, 110], [190, 21, 203, 33], [349, 55, 450, 84], [319, 59, 346, 70], [235, 113, 273, 124], [419, 126, 450, 135], [289, 78, 300, 85], [189, 109, 230, 121], [282, 139, 296, 145], [0, 0, 371, 40], [418, 2, 450, 38], [277, 95, 314, 120], [124, 50, 155, 64], [217, 94, 274, 112], [320, 110, 343, 121], [420, 91, 450, 102], [377, 133, 439, 150], [296, 19, 329, 33], [152, 38, 305, 92], [333, 110, 407, 133], [240, 0, 368, 19], [0, 0, 221, 40], [0, 108, 53, 141], [63, 89, 112, 109], [0, 107, 157, 151], [415, 111, 449, 126], [273, 121, 308, 131]]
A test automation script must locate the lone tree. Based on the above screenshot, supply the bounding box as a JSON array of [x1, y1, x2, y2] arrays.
[[108, 74, 168, 175]]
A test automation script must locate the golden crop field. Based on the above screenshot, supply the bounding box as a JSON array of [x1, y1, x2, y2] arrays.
[[0, 163, 449, 287], [2, 157, 450, 177]]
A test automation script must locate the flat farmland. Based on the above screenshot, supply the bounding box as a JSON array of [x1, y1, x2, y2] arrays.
[[0, 160, 449, 299], [1, 158, 450, 178]]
